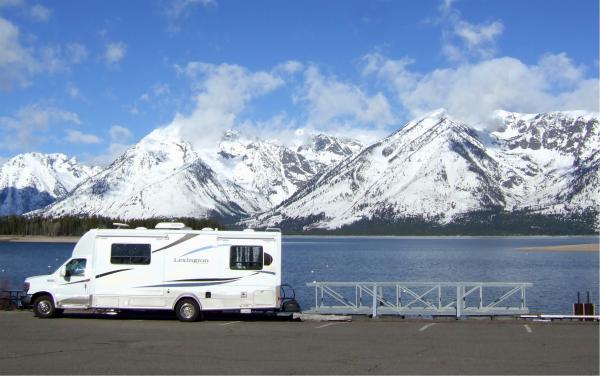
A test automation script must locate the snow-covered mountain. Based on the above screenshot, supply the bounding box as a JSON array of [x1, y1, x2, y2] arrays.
[[490, 110, 599, 219], [252, 109, 599, 230], [39, 128, 269, 220], [210, 131, 362, 206], [0, 153, 100, 216], [35, 127, 363, 220], [296, 133, 363, 171], [5, 110, 596, 230]]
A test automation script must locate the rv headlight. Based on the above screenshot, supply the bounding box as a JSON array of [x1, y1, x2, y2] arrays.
[[23, 282, 30, 293]]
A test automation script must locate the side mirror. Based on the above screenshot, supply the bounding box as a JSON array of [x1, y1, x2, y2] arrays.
[[59, 266, 66, 277]]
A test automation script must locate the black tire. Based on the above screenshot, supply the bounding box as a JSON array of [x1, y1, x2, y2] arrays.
[[175, 298, 201, 322], [33, 295, 57, 318]]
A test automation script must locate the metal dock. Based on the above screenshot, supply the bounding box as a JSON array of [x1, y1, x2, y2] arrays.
[[306, 281, 532, 318]]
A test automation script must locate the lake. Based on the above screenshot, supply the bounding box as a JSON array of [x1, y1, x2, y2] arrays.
[[0, 236, 597, 314]]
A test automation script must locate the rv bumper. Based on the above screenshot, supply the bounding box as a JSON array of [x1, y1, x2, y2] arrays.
[[21, 294, 32, 308]]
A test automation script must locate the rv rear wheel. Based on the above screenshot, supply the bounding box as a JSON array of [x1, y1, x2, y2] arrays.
[[175, 298, 201, 322], [33, 295, 57, 319]]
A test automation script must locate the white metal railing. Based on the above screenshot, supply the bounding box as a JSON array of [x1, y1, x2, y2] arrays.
[[306, 282, 532, 318]]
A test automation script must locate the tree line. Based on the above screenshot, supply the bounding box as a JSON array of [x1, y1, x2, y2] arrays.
[[279, 209, 600, 236], [0, 215, 222, 236]]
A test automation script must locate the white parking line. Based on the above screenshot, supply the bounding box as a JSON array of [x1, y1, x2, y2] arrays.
[[524, 324, 532, 333], [418, 323, 436, 332], [219, 321, 241, 326], [315, 322, 345, 329]]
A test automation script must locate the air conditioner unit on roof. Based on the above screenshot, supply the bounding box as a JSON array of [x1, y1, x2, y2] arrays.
[[155, 222, 186, 229]]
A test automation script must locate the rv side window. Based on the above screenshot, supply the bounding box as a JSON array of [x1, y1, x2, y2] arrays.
[[65, 258, 87, 277], [110, 243, 151, 265], [230, 246, 263, 270]]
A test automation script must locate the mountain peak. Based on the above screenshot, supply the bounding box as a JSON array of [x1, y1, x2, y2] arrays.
[[0, 152, 98, 216], [492, 109, 599, 156]]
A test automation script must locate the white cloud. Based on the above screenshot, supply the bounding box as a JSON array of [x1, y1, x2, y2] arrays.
[[167, 61, 394, 148], [153, 83, 170, 96], [362, 53, 418, 91], [168, 61, 284, 149], [0, 17, 89, 90], [439, 1, 504, 62], [66, 43, 88, 64], [104, 42, 127, 66], [0, 16, 37, 90], [163, 0, 216, 32], [363, 52, 599, 129], [453, 20, 503, 56], [0, 0, 22, 8], [66, 82, 81, 99], [109, 125, 133, 141], [299, 65, 395, 129], [40, 46, 66, 73], [537, 53, 585, 87], [30, 4, 52, 22], [85, 125, 135, 166], [0, 105, 80, 150], [273, 60, 304, 75], [66, 130, 102, 144], [164, 0, 215, 18]]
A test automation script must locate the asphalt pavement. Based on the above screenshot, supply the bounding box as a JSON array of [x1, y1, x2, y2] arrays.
[[0, 311, 598, 374]]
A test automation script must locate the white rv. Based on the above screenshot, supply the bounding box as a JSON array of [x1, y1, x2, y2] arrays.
[[23, 223, 290, 322]]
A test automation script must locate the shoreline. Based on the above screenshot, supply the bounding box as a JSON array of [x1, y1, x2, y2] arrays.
[[0, 234, 597, 243], [0, 235, 80, 243], [516, 243, 598, 252]]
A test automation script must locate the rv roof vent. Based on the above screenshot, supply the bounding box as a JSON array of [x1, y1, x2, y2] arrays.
[[243, 228, 255, 232], [135, 227, 147, 230], [113, 223, 129, 228], [201, 227, 213, 231], [155, 222, 186, 230]]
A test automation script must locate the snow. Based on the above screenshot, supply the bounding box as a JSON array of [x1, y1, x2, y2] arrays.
[[25, 129, 362, 219], [2, 109, 597, 226], [0, 153, 99, 215], [253, 109, 599, 229]]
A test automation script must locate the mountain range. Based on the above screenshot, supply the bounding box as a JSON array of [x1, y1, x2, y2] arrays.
[[0, 153, 100, 216], [0, 109, 598, 233], [251, 109, 599, 232]]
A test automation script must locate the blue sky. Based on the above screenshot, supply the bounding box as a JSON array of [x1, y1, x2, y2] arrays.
[[0, 0, 598, 165]]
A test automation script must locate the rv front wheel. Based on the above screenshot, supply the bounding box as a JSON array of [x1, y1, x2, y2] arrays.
[[175, 298, 200, 322], [33, 295, 57, 319]]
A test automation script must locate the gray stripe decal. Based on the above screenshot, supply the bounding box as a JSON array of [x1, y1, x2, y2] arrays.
[[178, 245, 215, 257], [168, 277, 241, 282], [95, 268, 131, 279], [153, 233, 198, 253], [253, 270, 276, 276], [137, 281, 235, 288]]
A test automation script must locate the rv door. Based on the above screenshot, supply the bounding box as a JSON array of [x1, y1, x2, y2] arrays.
[[55, 258, 90, 308]]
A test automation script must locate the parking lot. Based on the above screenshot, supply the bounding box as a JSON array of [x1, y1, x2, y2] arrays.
[[0, 311, 598, 374]]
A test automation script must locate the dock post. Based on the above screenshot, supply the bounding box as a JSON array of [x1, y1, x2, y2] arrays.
[[372, 283, 377, 318], [456, 285, 462, 318]]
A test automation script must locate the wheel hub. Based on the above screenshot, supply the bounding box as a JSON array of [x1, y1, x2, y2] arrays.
[[38, 300, 51, 314], [180, 303, 195, 319]]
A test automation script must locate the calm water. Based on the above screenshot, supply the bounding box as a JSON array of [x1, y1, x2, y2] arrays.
[[0, 236, 598, 314]]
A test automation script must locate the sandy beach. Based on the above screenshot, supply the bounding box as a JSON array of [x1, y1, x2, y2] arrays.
[[0, 235, 80, 243], [516, 243, 599, 252]]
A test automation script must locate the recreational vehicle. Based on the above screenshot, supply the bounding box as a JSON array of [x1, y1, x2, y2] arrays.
[[22, 223, 295, 322]]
